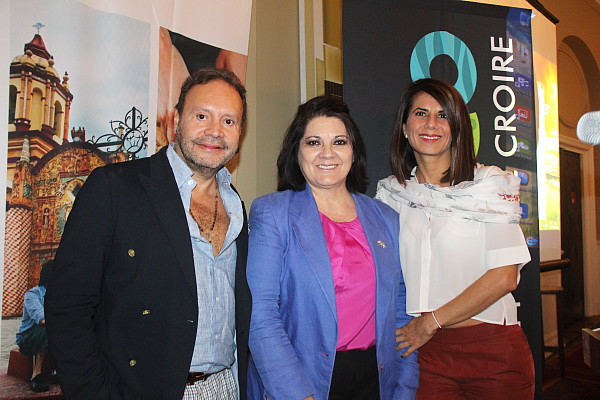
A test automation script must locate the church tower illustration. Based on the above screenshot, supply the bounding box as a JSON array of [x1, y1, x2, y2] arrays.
[[4, 28, 111, 316], [8, 30, 72, 167]]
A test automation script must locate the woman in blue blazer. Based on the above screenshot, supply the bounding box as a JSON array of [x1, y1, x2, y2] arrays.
[[247, 97, 418, 400]]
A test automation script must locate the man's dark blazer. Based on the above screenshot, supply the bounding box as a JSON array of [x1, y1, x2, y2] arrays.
[[45, 147, 250, 400]]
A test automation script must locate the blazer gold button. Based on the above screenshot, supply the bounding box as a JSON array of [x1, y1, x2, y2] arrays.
[[128, 249, 135, 257], [142, 309, 150, 315], [129, 359, 137, 367]]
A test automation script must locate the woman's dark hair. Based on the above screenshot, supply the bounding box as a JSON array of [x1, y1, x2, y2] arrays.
[[390, 78, 476, 185], [277, 96, 368, 193], [38, 260, 54, 287]]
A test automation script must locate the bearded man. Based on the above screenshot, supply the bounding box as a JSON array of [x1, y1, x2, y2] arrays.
[[45, 68, 250, 400]]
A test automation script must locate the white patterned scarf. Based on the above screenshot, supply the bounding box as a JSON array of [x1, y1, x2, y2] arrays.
[[377, 166, 522, 224]]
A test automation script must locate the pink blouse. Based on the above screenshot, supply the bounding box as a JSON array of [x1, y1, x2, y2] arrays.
[[320, 213, 376, 351]]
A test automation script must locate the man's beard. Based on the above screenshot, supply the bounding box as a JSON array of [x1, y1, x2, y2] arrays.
[[175, 123, 237, 174]]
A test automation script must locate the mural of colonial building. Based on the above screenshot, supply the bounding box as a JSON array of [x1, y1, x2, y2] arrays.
[[5, 139, 111, 317], [4, 34, 116, 317], [8, 34, 72, 178]]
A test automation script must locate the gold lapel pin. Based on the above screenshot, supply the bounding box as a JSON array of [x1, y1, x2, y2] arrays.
[[377, 241, 386, 248]]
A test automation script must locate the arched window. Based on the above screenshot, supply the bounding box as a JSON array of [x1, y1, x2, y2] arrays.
[[54, 101, 63, 138], [30, 88, 44, 130], [9, 85, 17, 123]]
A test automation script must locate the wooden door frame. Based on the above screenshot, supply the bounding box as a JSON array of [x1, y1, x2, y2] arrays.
[[559, 136, 599, 316]]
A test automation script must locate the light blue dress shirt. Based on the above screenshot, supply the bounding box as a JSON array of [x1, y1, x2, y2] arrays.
[[166, 144, 243, 373]]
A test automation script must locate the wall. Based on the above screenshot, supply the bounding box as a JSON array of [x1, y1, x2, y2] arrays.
[[236, 0, 301, 205], [545, 0, 600, 240], [536, 1, 600, 352]]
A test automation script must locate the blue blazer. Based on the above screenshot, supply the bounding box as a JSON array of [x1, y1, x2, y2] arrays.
[[247, 187, 418, 400]]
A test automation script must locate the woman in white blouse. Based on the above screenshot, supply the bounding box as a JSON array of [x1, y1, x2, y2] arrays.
[[376, 78, 534, 399]]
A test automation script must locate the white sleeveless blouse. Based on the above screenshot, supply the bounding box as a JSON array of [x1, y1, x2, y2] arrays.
[[376, 165, 531, 325]]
